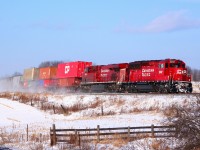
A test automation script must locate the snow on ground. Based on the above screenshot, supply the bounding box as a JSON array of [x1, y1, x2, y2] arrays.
[[0, 97, 164, 129], [0, 98, 50, 127], [48, 93, 198, 119], [0, 92, 199, 149], [0, 96, 164, 150], [192, 81, 200, 93]]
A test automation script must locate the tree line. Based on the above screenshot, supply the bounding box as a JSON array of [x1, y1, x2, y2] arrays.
[[187, 66, 200, 81], [38, 60, 64, 68]]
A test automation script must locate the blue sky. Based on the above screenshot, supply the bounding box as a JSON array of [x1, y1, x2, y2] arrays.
[[0, 0, 200, 77]]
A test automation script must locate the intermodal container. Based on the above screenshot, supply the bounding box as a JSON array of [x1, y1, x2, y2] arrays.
[[44, 79, 58, 87], [0, 77, 13, 90], [58, 78, 81, 87], [39, 67, 57, 79], [12, 75, 23, 89], [23, 80, 42, 88], [23, 68, 40, 81], [56, 61, 92, 78]]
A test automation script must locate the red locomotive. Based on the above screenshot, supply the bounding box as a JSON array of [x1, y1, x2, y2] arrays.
[[81, 59, 192, 93], [20, 59, 192, 93]]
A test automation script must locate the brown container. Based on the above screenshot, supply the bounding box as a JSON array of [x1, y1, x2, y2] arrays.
[[58, 78, 81, 87], [23, 68, 40, 81], [39, 67, 57, 79]]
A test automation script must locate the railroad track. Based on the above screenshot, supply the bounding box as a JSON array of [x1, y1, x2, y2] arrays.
[[52, 92, 200, 96], [1, 91, 199, 98]]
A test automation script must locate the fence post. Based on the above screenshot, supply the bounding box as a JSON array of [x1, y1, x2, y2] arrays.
[[40, 133, 42, 143], [61, 105, 68, 115], [97, 125, 100, 142], [12, 93, 15, 100], [31, 98, 33, 106], [128, 126, 130, 141], [75, 130, 78, 145], [175, 125, 178, 138], [22, 134, 23, 142], [101, 105, 104, 116], [51, 124, 57, 146], [53, 105, 56, 114], [151, 124, 154, 137], [27, 124, 28, 141], [78, 132, 81, 147], [50, 127, 52, 146], [41, 102, 43, 110]]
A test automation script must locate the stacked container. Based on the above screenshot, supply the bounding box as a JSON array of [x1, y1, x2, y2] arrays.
[[39, 66, 58, 88], [56, 61, 92, 87], [23, 68, 40, 81], [12, 75, 23, 90], [23, 68, 40, 88]]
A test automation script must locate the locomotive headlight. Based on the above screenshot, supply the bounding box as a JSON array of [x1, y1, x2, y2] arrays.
[[183, 70, 187, 74], [177, 70, 182, 74], [177, 70, 187, 75]]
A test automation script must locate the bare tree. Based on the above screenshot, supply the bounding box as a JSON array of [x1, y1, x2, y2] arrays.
[[38, 60, 64, 68], [187, 66, 200, 81], [165, 95, 200, 150], [187, 66, 192, 75], [12, 72, 22, 77], [193, 69, 200, 81]]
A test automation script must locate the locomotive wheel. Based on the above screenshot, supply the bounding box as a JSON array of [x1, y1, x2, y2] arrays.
[[158, 84, 169, 93]]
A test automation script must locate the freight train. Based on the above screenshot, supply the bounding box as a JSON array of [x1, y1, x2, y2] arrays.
[[0, 59, 193, 93]]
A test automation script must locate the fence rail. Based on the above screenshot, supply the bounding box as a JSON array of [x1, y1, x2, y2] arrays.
[[50, 124, 177, 146]]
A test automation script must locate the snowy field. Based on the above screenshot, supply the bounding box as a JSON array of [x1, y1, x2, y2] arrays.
[[192, 81, 200, 93], [0, 82, 199, 149], [0, 97, 164, 129]]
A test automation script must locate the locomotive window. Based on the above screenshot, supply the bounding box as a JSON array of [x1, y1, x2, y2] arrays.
[[113, 68, 120, 72], [159, 64, 164, 68], [170, 63, 180, 68], [129, 64, 141, 69], [85, 67, 90, 73], [92, 67, 97, 71], [165, 63, 168, 68], [182, 64, 185, 68], [85, 67, 94, 73]]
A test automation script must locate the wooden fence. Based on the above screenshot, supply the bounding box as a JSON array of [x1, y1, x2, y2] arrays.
[[50, 124, 177, 146]]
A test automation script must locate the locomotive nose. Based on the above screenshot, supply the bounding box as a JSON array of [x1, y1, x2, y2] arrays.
[[176, 69, 187, 75], [175, 69, 189, 81]]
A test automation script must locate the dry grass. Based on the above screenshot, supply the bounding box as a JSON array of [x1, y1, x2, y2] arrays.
[[41, 103, 64, 114], [151, 139, 170, 150], [111, 134, 129, 147], [131, 138, 171, 150], [0, 92, 48, 105], [0, 92, 13, 99], [89, 100, 102, 109], [0, 126, 50, 149], [65, 133, 172, 150], [70, 134, 131, 149], [1, 91, 164, 117], [68, 104, 84, 112], [115, 99, 125, 107], [163, 106, 178, 117], [130, 108, 143, 113]]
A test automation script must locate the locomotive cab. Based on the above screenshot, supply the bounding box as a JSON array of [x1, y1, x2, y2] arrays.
[[165, 59, 192, 93], [128, 59, 192, 93], [165, 60, 190, 80]]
